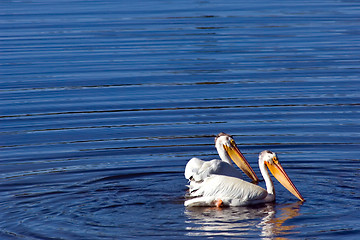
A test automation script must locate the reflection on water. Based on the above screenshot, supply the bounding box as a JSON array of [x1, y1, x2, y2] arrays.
[[185, 202, 302, 239], [259, 202, 302, 239]]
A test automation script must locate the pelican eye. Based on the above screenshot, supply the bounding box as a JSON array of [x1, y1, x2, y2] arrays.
[[272, 157, 279, 164]]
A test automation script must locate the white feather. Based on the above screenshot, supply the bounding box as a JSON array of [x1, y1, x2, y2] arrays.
[[185, 175, 268, 207], [184, 150, 305, 207], [185, 157, 243, 182]]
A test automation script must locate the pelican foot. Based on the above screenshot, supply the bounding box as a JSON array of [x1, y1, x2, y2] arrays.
[[215, 199, 223, 208]]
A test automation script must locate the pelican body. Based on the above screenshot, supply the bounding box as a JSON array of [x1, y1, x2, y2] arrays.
[[185, 133, 259, 190], [185, 150, 304, 207]]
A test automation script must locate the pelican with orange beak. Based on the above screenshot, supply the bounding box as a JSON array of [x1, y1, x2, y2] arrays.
[[185, 133, 259, 192], [185, 150, 304, 207]]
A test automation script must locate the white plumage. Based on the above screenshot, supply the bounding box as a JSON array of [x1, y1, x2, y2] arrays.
[[184, 133, 259, 196], [184, 157, 243, 182], [185, 175, 268, 207], [185, 150, 305, 207]]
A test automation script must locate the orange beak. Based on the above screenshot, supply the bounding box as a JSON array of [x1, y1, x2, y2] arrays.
[[224, 141, 259, 183], [266, 157, 305, 201]]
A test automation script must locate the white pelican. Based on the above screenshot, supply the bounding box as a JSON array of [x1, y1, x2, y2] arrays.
[[185, 133, 259, 189], [185, 150, 304, 207]]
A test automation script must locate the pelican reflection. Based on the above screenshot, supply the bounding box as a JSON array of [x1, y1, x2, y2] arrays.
[[259, 202, 303, 238], [185, 202, 303, 238]]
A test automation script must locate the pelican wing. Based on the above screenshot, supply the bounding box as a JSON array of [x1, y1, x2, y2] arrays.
[[185, 157, 243, 182], [185, 175, 268, 207]]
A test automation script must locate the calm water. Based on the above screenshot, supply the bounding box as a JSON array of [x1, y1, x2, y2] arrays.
[[1, 0, 360, 239]]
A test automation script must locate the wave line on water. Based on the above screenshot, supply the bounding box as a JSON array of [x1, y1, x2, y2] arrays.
[[2, 102, 359, 119]]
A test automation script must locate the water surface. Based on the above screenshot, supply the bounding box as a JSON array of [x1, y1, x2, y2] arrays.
[[1, 0, 360, 239]]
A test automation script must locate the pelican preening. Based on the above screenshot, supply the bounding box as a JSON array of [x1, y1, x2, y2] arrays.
[[184, 133, 304, 207]]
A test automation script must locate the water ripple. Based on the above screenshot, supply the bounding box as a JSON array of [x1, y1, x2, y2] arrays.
[[1, 0, 360, 239]]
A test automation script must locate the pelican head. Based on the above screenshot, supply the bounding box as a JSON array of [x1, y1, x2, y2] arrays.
[[215, 133, 259, 183], [259, 150, 305, 201]]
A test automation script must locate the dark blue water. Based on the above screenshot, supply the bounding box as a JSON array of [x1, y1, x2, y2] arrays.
[[1, 0, 360, 239]]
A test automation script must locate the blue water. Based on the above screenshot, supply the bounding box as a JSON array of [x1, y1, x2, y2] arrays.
[[1, 0, 360, 239]]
